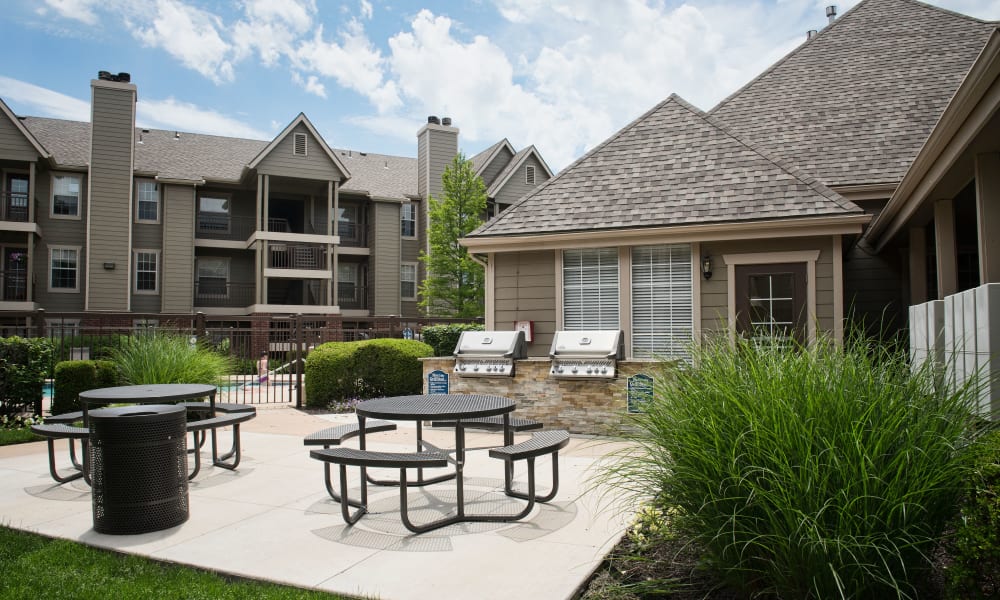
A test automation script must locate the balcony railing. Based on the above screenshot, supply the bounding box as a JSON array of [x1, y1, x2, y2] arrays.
[[338, 221, 369, 247], [196, 214, 256, 241], [1, 270, 28, 301], [193, 281, 255, 307], [268, 244, 328, 270], [338, 284, 369, 310], [1, 193, 29, 223]]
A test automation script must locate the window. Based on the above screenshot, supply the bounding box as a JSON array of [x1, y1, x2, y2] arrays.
[[293, 132, 307, 156], [196, 257, 229, 297], [51, 174, 81, 218], [631, 244, 693, 359], [49, 246, 79, 292], [525, 165, 536, 185], [562, 248, 619, 330], [134, 250, 159, 293], [735, 263, 807, 344], [132, 319, 159, 333], [45, 318, 80, 338], [5, 174, 28, 221], [135, 180, 159, 222], [401, 263, 417, 300], [401, 203, 416, 237], [197, 195, 230, 233]]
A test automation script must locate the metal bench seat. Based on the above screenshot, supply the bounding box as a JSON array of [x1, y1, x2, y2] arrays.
[[430, 415, 543, 432], [303, 420, 397, 447], [178, 401, 257, 414], [30, 423, 89, 483], [310, 448, 449, 525], [489, 430, 570, 503], [185, 411, 256, 479], [44, 411, 84, 425]]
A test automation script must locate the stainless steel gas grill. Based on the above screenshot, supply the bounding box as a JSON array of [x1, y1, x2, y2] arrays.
[[453, 330, 528, 377], [549, 330, 624, 379]]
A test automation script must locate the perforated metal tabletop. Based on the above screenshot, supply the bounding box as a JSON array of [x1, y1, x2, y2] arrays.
[[355, 394, 515, 421]]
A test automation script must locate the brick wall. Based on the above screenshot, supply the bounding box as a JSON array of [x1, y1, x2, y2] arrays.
[[422, 358, 659, 435]]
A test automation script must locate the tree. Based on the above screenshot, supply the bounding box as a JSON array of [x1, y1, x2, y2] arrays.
[[419, 153, 486, 317]]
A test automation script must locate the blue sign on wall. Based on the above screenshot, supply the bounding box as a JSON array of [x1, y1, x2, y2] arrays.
[[627, 373, 654, 413], [427, 370, 449, 395]]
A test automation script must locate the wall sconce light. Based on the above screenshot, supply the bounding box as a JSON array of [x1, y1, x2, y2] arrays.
[[103, 262, 116, 270], [701, 255, 712, 280]]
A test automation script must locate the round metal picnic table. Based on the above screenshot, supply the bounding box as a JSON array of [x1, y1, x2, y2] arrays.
[[79, 383, 218, 424], [354, 394, 517, 532]]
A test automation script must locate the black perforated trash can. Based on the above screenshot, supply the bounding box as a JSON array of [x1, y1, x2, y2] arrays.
[[89, 405, 189, 534]]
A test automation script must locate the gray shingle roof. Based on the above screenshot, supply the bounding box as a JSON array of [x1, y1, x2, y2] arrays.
[[710, 0, 997, 188], [470, 95, 862, 238], [21, 116, 417, 199]]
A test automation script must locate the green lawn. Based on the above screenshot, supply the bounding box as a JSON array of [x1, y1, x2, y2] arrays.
[[0, 527, 357, 600], [0, 428, 39, 446]]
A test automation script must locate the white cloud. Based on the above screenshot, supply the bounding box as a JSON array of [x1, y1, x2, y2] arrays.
[[292, 72, 327, 98], [136, 97, 270, 139], [231, 0, 316, 65], [132, 0, 235, 83], [0, 76, 90, 121], [360, 0, 373, 20], [293, 20, 402, 112], [41, 0, 100, 25]]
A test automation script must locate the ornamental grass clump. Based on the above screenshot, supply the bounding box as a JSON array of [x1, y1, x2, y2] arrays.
[[609, 332, 989, 599], [107, 333, 233, 386]]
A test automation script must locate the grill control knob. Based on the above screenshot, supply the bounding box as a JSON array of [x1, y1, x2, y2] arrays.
[[572, 367, 578, 374], [474, 365, 480, 372], [557, 366, 564, 373], [601, 367, 608, 374], [586, 367, 593, 374], [460, 365, 466, 371]]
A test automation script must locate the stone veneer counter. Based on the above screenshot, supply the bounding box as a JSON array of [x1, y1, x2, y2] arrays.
[[421, 358, 661, 436]]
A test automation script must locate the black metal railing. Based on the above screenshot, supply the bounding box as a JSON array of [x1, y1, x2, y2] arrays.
[[337, 284, 369, 310], [268, 244, 328, 270], [338, 221, 369, 247], [193, 281, 255, 307], [1, 270, 28, 301], [195, 214, 256, 241], [1, 193, 29, 222]]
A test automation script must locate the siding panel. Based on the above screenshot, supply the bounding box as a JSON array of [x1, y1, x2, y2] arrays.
[[479, 147, 514, 188], [493, 155, 551, 208], [372, 201, 400, 315], [256, 124, 341, 181], [33, 168, 87, 311], [161, 184, 195, 313], [493, 251, 556, 356], [0, 111, 39, 161]]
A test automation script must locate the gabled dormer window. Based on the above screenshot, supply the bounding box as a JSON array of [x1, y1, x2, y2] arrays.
[[293, 133, 307, 156], [525, 165, 536, 185]]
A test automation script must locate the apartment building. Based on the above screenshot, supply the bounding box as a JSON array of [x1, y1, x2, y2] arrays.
[[0, 72, 549, 325]]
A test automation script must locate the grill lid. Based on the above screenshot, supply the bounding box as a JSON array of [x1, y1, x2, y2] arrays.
[[549, 330, 624, 358], [454, 330, 527, 358]]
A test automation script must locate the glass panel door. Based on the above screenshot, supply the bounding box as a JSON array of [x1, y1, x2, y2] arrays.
[[3, 247, 28, 301], [6, 175, 28, 221], [735, 262, 807, 344]]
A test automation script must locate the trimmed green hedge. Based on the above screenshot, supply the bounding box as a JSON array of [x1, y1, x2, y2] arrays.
[[305, 338, 434, 407], [948, 429, 1000, 598], [421, 323, 484, 357], [0, 336, 54, 416], [51, 360, 120, 415]]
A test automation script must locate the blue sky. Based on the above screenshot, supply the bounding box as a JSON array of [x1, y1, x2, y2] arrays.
[[2, 0, 999, 171]]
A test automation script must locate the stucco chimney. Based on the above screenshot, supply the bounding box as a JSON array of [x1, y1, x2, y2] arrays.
[[86, 70, 137, 311]]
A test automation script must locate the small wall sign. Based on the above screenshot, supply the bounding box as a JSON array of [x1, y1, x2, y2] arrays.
[[427, 369, 449, 394], [627, 373, 654, 413]]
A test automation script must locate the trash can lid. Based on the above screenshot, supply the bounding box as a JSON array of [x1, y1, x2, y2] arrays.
[[89, 404, 186, 424]]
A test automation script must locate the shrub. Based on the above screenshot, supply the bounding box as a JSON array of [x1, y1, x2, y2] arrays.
[[421, 323, 484, 356], [305, 338, 433, 407], [51, 360, 119, 415], [605, 332, 987, 599], [0, 337, 54, 416], [947, 429, 1000, 598], [106, 333, 233, 386]]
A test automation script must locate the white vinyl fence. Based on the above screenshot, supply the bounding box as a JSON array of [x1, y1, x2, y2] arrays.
[[910, 283, 1000, 417]]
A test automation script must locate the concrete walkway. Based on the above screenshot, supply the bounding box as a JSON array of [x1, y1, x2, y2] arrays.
[[0, 404, 634, 600]]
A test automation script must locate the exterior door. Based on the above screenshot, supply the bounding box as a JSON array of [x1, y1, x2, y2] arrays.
[[5, 175, 28, 221], [735, 262, 808, 344], [3, 247, 28, 301]]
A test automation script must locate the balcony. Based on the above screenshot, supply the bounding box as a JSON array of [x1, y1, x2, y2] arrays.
[[1, 193, 29, 223], [196, 214, 256, 241], [1, 270, 27, 302], [268, 244, 328, 270], [338, 284, 369, 310], [338, 221, 369, 248], [193, 281, 255, 308]]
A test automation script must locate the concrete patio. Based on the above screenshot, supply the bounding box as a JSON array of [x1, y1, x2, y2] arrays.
[[0, 405, 634, 600]]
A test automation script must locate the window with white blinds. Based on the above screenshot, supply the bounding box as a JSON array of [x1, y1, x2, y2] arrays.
[[562, 248, 619, 330], [631, 244, 693, 359]]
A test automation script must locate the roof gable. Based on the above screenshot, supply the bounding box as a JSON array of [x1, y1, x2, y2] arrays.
[[470, 94, 862, 239], [0, 98, 50, 160], [486, 146, 554, 198], [249, 113, 350, 181], [471, 139, 515, 176], [710, 0, 997, 188]]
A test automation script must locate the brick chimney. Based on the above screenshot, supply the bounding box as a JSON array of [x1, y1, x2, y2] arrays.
[[86, 71, 136, 311]]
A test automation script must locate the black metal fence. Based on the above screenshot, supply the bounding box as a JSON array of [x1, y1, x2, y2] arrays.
[[1, 310, 478, 410]]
